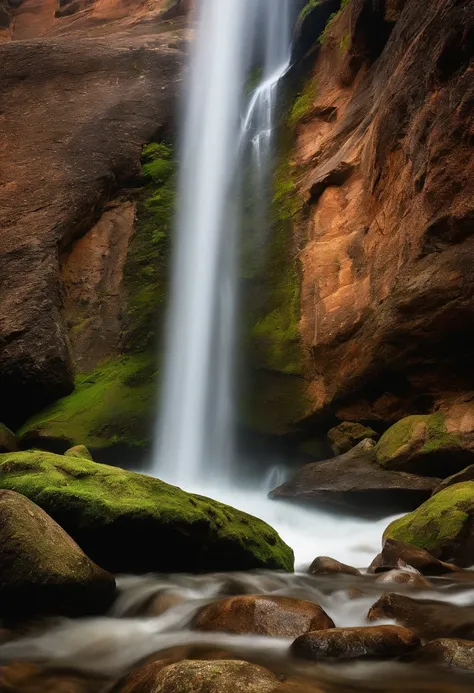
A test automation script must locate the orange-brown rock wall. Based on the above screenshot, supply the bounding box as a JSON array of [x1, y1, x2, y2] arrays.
[[294, 0, 474, 426]]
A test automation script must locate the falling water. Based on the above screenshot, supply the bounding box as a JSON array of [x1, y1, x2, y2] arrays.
[[154, 0, 295, 486]]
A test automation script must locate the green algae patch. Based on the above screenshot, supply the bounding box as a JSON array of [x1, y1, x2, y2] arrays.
[[0, 451, 295, 574], [375, 413, 463, 476], [18, 354, 157, 453], [383, 482, 474, 565]]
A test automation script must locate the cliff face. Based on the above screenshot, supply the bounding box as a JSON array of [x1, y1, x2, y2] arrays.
[[0, 0, 186, 430], [292, 0, 474, 427]]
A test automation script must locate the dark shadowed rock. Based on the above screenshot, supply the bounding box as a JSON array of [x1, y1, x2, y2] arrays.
[[291, 625, 420, 661], [0, 489, 115, 618], [327, 422, 378, 454], [118, 659, 278, 693], [376, 539, 459, 575], [193, 595, 334, 638], [367, 593, 474, 640], [413, 638, 474, 671], [308, 556, 361, 577], [0, 423, 17, 452], [434, 465, 474, 494], [270, 440, 440, 512], [0, 662, 108, 693]]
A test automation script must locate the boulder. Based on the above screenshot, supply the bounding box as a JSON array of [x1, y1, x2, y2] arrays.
[[270, 440, 440, 512], [308, 556, 360, 577], [375, 413, 474, 477], [383, 483, 474, 567], [0, 423, 17, 453], [367, 593, 474, 640], [65, 445, 93, 460], [291, 625, 420, 661], [414, 638, 474, 671], [327, 422, 378, 454], [375, 539, 458, 575], [0, 489, 115, 618], [0, 451, 294, 573], [193, 595, 334, 638], [118, 660, 278, 693], [0, 662, 107, 693], [374, 562, 432, 589]]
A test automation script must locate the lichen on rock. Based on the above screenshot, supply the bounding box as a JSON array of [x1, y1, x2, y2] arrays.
[[0, 451, 295, 574]]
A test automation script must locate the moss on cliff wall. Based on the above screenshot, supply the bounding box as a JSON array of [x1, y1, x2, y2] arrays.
[[19, 142, 175, 456]]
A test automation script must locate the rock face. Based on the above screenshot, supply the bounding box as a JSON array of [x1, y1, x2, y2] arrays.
[[287, 0, 474, 425], [0, 9, 184, 430], [0, 451, 294, 573], [270, 439, 440, 511], [118, 660, 278, 693], [375, 413, 474, 477], [193, 595, 334, 638], [384, 483, 474, 567], [291, 625, 420, 661], [0, 489, 115, 617]]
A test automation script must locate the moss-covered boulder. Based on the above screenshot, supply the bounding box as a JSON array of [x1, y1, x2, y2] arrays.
[[65, 445, 93, 460], [383, 482, 474, 566], [0, 423, 17, 453], [327, 421, 378, 454], [0, 451, 294, 574], [375, 413, 474, 477], [0, 489, 115, 618]]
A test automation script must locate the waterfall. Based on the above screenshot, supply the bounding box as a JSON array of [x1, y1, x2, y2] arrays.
[[154, 0, 294, 487]]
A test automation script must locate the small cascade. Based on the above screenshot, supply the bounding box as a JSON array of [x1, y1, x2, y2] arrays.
[[154, 0, 295, 487]]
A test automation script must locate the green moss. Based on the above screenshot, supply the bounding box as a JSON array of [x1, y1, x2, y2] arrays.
[[287, 77, 317, 129], [376, 413, 462, 469], [384, 482, 474, 559], [0, 451, 295, 572], [339, 33, 351, 54], [18, 354, 157, 451], [299, 0, 323, 22], [245, 66, 264, 95]]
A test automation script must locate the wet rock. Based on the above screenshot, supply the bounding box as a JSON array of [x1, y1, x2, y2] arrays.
[[308, 556, 361, 577], [193, 595, 334, 638], [376, 539, 458, 575], [0, 661, 110, 693], [327, 422, 378, 454], [270, 440, 439, 512], [0, 423, 18, 452], [367, 593, 474, 640], [118, 659, 278, 693], [143, 591, 185, 618], [0, 451, 294, 573], [383, 483, 474, 567], [375, 414, 474, 478], [0, 489, 115, 618], [65, 444, 93, 460], [414, 638, 474, 671], [374, 562, 432, 589], [291, 625, 420, 661], [367, 553, 383, 573]]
